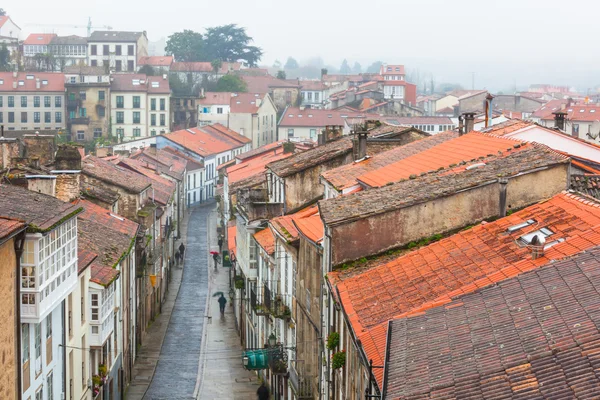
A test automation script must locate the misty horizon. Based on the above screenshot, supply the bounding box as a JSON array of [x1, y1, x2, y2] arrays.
[[8, 0, 600, 93]]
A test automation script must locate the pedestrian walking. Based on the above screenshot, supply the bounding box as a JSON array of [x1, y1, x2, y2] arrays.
[[257, 382, 270, 400], [212, 252, 219, 270], [218, 294, 227, 316], [179, 242, 185, 258], [218, 235, 224, 252], [174, 250, 180, 265]]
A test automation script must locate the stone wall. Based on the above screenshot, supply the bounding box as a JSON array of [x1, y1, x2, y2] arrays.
[[330, 163, 569, 266], [22, 135, 56, 166], [0, 140, 21, 169], [0, 239, 18, 400]]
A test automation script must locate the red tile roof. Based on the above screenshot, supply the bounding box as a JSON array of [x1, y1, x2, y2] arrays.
[[110, 74, 169, 93], [532, 99, 568, 119], [563, 104, 600, 122], [0, 72, 65, 93], [357, 132, 528, 188], [161, 147, 204, 171], [279, 107, 380, 128], [90, 265, 120, 287], [226, 146, 291, 191], [76, 199, 139, 271], [270, 206, 318, 243], [322, 131, 458, 191], [0, 217, 26, 242], [117, 158, 176, 205], [165, 124, 250, 158], [293, 209, 324, 244], [77, 248, 97, 274], [479, 119, 534, 135], [198, 92, 233, 106], [241, 75, 300, 93], [254, 228, 275, 255], [24, 33, 56, 45], [82, 155, 152, 193], [384, 248, 600, 399], [299, 80, 327, 91], [330, 192, 600, 388], [230, 93, 265, 114], [138, 56, 173, 67], [381, 65, 405, 75]]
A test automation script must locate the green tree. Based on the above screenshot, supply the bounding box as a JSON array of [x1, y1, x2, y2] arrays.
[[216, 75, 247, 92], [339, 59, 351, 74], [273, 59, 282, 69], [138, 65, 155, 76], [352, 62, 362, 74], [203, 24, 262, 67], [321, 68, 328, 78], [0, 9, 5, 16], [276, 70, 286, 80], [165, 30, 204, 62], [211, 58, 222, 81], [366, 61, 383, 73], [284, 57, 299, 70], [0, 44, 10, 72]]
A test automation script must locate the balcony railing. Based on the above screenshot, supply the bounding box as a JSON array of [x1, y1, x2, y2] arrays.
[[67, 99, 81, 110], [289, 367, 314, 399], [69, 117, 90, 125]]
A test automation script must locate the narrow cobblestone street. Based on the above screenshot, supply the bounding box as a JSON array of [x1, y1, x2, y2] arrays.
[[128, 202, 258, 400]]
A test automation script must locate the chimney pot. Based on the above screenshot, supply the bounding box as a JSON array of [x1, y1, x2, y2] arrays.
[[530, 234, 545, 260], [462, 112, 476, 134], [355, 130, 368, 160], [553, 111, 567, 131]]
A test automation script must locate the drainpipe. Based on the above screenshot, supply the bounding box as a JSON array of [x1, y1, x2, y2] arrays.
[[62, 299, 67, 399], [14, 231, 25, 400], [499, 178, 508, 217]]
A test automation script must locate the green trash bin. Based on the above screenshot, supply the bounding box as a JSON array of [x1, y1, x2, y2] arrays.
[[222, 250, 232, 268]]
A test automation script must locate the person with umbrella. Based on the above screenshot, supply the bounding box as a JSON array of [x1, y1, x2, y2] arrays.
[[218, 235, 224, 252], [213, 292, 227, 315], [174, 250, 180, 265], [211, 251, 219, 270]]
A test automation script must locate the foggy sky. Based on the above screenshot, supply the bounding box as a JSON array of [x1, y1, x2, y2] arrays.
[[9, 0, 599, 92]]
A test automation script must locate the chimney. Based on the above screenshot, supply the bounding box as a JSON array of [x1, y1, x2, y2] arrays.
[[12, 71, 17, 78], [458, 115, 464, 135], [462, 112, 476, 134], [163, 74, 167, 80], [12, 81, 17, 89], [498, 178, 508, 217], [36, 78, 40, 89], [530, 234, 545, 260], [355, 130, 368, 160], [317, 132, 325, 145], [553, 111, 567, 131], [484, 93, 494, 128], [200, 87, 205, 98]]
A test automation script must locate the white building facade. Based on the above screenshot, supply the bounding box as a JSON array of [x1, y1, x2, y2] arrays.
[[88, 31, 148, 73]]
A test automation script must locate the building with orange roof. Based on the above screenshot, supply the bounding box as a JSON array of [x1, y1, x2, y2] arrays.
[[137, 55, 173, 72], [326, 192, 600, 398], [158, 124, 251, 200], [229, 93, 278, 149]]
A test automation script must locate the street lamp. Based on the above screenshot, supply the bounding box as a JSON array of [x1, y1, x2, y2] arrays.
[[268, 333, 277, 347]]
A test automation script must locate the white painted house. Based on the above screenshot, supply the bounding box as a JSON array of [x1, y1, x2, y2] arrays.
[[88, 31, 148, 73]]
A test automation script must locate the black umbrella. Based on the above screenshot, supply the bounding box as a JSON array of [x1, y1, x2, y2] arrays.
[[212, 291, 225, 297]]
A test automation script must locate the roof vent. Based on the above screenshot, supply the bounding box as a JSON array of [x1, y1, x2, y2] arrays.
[[530, 234, 546, 260], [507, 219, 535, 233], [185, 129, 195, 135]]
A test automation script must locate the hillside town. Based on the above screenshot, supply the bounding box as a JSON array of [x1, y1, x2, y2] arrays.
[[3, 6, 600, 400]]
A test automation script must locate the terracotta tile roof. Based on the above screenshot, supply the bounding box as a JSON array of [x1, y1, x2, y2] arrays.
[[563, 104, 600, 122], [571, 175, 600, 199], [268, 138, 352, 178], [227, 148, 291, 192], [110, 74, 170, 93], [532, 99, 568, 119], [572, 159, 600, 174], [279, 107, 380, 128], [357, 132, 529, 188], [0, 16, 11, 28], [228, 222, 236, 256], [254, 228, 275, 255], [230, 93, 265, 114], [146, 76, 170, 94], [77, 248, 97, 274], [270, 206, 318, 244], [236, 141, 285, 162], [321, 144, 567, 226], [480, 119, 535, 136], [0, 72, 65, 93], [382, 116, 454, 126], [161, 147, 204, 171], [293, 209, 324, 244], [299, 80, 327, 91], [138, 56, 173, 67], [82, 155, 152, 194], [197, 92, 233, 106], [241, 75, 300, 93], [384, 247, 600, 399], [164, 124, 249, 158], [90, 265, 120, 287], [0, 217, 26, 242], [131, 147, 187, 181], [89, 31, 143, 42], [381, 65, 405, 75], [24, 33, 56, 45], [76, 199, 139, 270], [330, 193, 600, 389], [321, 131, 457, 191], [117, 158, 176, 205], [0, 184, 82, 232]]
